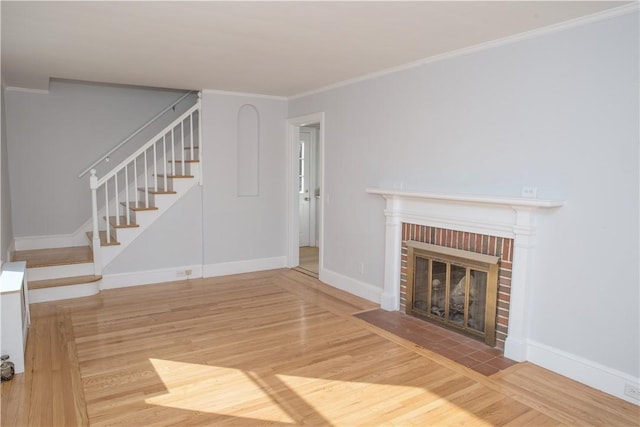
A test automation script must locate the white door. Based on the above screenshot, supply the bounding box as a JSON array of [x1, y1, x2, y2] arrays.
[[298, 129, 312, 247]]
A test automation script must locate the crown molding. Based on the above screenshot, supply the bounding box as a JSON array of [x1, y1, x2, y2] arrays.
[[202, 88, 287, 101], [289, 3, 639, 100]]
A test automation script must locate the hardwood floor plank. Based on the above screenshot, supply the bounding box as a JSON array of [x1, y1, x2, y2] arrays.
[[492, 363, 640, 426], [1, 269, 637, 426]]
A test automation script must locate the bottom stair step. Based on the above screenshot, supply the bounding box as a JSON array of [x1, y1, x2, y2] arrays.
[[29, 275, 102, 291]]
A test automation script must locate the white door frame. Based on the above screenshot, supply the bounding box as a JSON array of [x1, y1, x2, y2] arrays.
[[286, 112, 324, 270]]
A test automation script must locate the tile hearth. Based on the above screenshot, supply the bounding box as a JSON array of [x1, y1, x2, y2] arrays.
[[355, 309, 518, 376]]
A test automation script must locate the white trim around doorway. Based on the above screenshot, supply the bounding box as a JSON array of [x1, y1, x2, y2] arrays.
[[286, 112, 325, 273]]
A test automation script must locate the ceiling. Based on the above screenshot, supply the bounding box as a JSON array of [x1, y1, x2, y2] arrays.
[[1, 1, 632, 97]]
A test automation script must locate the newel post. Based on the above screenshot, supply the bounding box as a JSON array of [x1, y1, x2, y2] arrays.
[[90, 169, 102, 276]]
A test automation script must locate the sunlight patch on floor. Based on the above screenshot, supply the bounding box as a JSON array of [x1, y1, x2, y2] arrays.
[[146, 358, 490, 425], [145, 358, 296, 424], [275, 374, 491, 425]]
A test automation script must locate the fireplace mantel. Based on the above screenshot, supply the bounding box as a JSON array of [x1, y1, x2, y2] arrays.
[[367, 187, 564, 361], [365, 188, 564, 209]]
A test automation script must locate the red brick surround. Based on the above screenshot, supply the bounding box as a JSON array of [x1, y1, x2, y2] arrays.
[[401, 223, 514, 349]]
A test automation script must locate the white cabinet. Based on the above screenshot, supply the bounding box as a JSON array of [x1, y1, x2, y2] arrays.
[[0, 261, 30, 374]]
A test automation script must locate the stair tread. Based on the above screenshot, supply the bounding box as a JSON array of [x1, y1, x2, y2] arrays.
[[184, 146, 199, 150], [168, 159, 200, 163], [137, 188, 177, 195], [87, 231, 120, 246], [155, 174, 194, 178], [106, 216, 139, 228], [120, 202, 158, 211], [12, 246, 93, 268], [29, 275, 102, 290]]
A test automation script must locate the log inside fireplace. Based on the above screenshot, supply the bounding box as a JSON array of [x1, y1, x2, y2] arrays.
[[405, 241, 500, 346]]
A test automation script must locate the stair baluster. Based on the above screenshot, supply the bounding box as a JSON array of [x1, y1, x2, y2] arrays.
[[171, 128, 176, 176], [134, 158, 139, 206], [180, 121, 185, 175], [163, 135, 168, 190], [104, 180, 111, 244], [125, 164, 130, 225], [153, 141, 158, 192], [144, 152, 149, 208], [190, 114, 194, 161]]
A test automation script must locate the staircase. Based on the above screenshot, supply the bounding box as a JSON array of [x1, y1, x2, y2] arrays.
[[13, 94, 202, 303]]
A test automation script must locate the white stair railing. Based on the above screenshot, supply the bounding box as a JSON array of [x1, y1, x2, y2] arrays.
[[89, 97, 201, 275]]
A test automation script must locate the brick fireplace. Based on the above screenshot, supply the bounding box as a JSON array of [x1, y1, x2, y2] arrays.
[[401, 224, 514, 349], [366, 188, 563, 360]]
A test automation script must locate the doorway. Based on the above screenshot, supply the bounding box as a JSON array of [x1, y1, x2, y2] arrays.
[[286, 113, 324, 276], [298, 126, 319, 274]]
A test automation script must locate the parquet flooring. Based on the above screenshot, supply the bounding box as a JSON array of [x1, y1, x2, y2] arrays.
[[1, 269, 638, 426]]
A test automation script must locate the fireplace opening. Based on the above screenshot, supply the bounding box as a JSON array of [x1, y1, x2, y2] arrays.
[[405, 241, 500, 346]]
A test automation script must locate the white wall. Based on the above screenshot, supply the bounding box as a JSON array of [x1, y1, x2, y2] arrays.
[[289, 10, 639, 386], [4, 80, 189, 237], [1, 82, 13, 262], [201, 91, 288, 268]]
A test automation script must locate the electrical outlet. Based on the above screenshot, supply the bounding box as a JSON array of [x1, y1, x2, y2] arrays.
[[358, 262, 365, 275], [185, 269, 192, 276], [521, 186, 538, 198], [625, 383, 640, 400]]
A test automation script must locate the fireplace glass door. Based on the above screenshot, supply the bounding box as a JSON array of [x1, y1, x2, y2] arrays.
[[406, 241, 499, 346]]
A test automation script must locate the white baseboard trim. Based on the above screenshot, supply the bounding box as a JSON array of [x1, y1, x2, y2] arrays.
[[203, 256, 287, 278], [101, 265, 203, 290], [527, 339, 640, 405], [319, 268, 382, 304], [100, 257, 287, 290]]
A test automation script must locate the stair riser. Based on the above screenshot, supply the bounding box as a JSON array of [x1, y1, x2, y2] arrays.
[[29, 281, 100, 303], [27, 263, 95, 281]]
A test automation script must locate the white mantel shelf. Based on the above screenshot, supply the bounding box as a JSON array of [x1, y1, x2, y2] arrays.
[[366, 188, 565, 209], [367, 187, 564, 362]]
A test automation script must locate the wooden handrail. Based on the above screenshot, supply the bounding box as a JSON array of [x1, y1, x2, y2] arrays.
[[78, 91, 194, 178]]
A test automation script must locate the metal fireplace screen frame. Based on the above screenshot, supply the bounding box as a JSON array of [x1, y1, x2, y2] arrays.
[[405, 240, 500, 346]]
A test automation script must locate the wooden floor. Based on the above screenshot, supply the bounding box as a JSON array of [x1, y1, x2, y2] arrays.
[[298, 246, 319, 275], [2, 269, 638, 426]]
